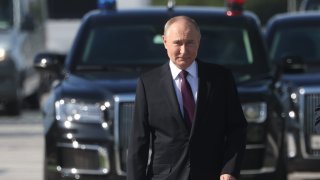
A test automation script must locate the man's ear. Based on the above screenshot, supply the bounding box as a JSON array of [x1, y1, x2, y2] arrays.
[[162, 35, 167, 49]]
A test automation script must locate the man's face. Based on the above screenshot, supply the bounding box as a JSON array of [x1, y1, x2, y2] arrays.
[[162, 20, 201, 70]]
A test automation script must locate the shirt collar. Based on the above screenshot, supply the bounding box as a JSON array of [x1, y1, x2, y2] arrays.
[[169, 60, 198, 80]]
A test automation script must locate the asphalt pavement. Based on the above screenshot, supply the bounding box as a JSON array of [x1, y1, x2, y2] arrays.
[[0, 110, 43, 180]]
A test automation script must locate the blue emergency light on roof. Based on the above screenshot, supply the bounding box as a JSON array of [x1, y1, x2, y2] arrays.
[[226, 0, 245, 16], [97, 0, 117, 11]]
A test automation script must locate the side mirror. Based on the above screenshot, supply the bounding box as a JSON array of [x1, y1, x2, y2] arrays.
[[278, 55, 307, 74], [21, 14, 35, 31], [34, 52, 66, 74], [272, 55, 306, 84]]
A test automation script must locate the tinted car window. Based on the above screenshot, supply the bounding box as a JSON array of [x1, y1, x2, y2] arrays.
[[199, 26, 253, 65], [79, 25, 253, 66], [301, 0, 320, 10], [80, 25, 167, 66], [269, 27, 320, 62], [0, 0, 13, 29], [75, 22, 261, 81]]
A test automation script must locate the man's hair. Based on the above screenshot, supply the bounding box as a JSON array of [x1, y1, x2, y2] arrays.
[[164, 16, 201, 37]]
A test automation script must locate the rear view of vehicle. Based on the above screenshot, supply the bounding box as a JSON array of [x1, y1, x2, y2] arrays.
[[35, 0, 287, 179], [265, 12, 320, 175]]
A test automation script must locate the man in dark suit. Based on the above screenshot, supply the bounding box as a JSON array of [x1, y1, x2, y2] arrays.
[[127, 16, 247, 180]]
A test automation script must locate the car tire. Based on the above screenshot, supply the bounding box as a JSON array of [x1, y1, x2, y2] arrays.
[[24, 91, 40, 109], [5, 84, 22, 116]]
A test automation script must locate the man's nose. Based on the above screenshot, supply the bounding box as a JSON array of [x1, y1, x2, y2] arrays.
[[180, 44, 187, 54]]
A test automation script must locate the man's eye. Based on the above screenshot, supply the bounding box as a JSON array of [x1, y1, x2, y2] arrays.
[[186, 41, 195, 45]]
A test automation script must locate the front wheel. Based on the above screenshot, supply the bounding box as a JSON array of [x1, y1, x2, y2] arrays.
[[5, 82, 22, 116]]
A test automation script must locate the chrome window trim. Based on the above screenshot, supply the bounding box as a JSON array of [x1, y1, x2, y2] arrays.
[[59, 168, 108, 176], [114, 94, 135, 176], [298, 86, 320, 159], [241, 167, 275, 175], [287, 132, 297, 158], [246, 144, 265, 149], [56, 142, 110, 175]]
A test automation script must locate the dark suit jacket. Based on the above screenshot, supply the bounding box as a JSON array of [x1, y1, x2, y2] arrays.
[[315, 105, 320, 133], [127, 61, 247, 180]]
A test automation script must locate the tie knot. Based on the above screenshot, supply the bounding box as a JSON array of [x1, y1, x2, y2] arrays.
[[179, 70, 188, 79]]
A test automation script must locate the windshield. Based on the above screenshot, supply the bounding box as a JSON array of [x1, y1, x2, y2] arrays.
[[74, 22, 267, 81], [80, 26, 166, 66], [270, 27, 320, 63], [198, 26, 253, 65], [303, 0, 320, 10], [0, 0, 13, 29]]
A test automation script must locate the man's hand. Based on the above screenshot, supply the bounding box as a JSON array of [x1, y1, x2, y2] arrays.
[[220, 174, 236, 180]]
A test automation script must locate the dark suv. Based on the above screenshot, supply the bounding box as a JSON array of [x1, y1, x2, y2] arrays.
[[35, 1, 287, 180], [265, 12, 320, 175]]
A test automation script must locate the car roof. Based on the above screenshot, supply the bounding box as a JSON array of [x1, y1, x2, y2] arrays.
[[266, 12, 320, 28], [81, 6, 260, 24]]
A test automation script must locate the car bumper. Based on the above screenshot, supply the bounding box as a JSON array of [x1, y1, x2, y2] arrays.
[[241, 171, 276, 180], [45, 120, 122, 179], [286, 131, 320, 173], [240, 144, 277, 179], [288, 172, 320, 180], [46, 170, 126, 180], [287, 158, 320, 172], [240, 123, 281, 179]]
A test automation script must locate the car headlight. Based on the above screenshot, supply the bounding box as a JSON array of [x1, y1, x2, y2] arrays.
[[55, 98, 109, 123], [0, 48, 6, 61], [242, 102, 267, 123]]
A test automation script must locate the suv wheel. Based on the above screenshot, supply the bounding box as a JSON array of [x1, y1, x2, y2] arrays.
[[6, 85, 22, 116]]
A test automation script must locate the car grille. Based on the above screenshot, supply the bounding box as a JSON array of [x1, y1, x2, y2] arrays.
[[114, 94, 135, 175], [60, 147, 100, 169], [57, 143, 110, 175], [300, 88, 320, 158]]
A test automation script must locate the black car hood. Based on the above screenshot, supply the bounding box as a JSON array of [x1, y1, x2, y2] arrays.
[[281, 72, 320, 87], [58, 72, 139, 100], [57, 71, 273, 101], [237, 78, 271, 95]]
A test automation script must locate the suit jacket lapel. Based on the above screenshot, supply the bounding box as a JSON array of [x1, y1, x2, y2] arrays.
[[160, 62, 190, 130]]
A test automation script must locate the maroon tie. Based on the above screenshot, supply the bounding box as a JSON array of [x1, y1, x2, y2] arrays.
[[179, 70, 195, 127]]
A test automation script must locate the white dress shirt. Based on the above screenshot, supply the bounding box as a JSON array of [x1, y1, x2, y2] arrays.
[[169, 60, 198, 115]]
